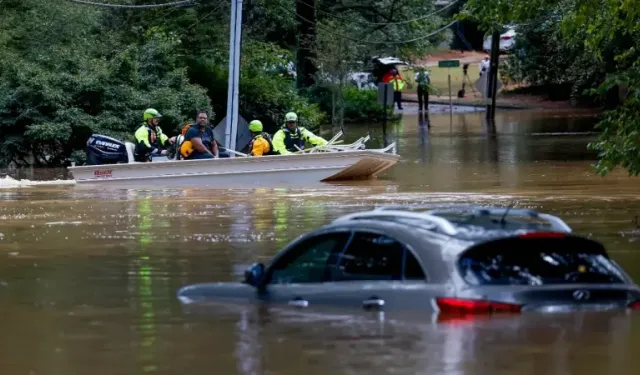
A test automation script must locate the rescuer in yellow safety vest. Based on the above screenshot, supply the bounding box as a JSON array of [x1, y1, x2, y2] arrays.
[[271, 112, 327, 155], [134, 108, 176, 162], [389, 68, 405, 110]]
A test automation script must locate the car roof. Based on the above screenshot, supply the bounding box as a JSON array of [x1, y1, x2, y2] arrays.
[[281, 206, 587, 283], [329, 205, 573, 243]]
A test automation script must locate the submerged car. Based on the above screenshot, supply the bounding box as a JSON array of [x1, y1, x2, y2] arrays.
[[177, 205, 640, 315]]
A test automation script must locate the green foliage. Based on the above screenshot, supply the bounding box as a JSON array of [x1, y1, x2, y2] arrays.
[[342, 87, 393, 123], [307, 85, 393, 124], [463, 0, 640, 176], [0, 0, 448, 167], [186, 41, 324, 134], [501, 18, 605, 101], [0, 0, 210, 166]]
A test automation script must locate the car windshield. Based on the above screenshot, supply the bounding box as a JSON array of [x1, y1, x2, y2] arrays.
[[458, 237, 626, 285]]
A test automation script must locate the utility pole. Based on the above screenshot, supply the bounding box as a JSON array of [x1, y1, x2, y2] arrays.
[[485, 30, 500, 120], [296, 0, 318, 88], [224, 0, 244, 155]]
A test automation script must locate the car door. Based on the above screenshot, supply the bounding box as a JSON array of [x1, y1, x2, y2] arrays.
[[257, 230, 354, 309], [323, 230, 442, 312]]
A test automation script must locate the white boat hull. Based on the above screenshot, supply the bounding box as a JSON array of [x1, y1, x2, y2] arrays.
[[68, 150, 399, 189]]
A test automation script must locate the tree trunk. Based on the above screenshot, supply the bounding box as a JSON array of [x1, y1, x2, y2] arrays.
[[338, 77, 345, 130], [331, 87, 337, 125], [296, 0, 318, 89]]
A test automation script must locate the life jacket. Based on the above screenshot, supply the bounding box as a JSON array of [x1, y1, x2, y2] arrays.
[[181, 123, 191, 136], [249, 133, 279, 156], [134, 123, 166, 162], [282, 126, 306, 152], [179, 123, 214, 159], [179, 123, 194, 159]]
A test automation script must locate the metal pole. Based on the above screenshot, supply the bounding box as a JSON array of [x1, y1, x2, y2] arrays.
[[224, 0, 243, 155], [230, 0, 243, 152], [382, 84, 388, 147], [485, 30, 500, 120], [448, 67, 452, 120], [224, 0, 237, 150]]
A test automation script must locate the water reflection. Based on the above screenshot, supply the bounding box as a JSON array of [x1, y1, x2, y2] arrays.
[[0, 109, 639, 375], [181, 302, 640, 375]]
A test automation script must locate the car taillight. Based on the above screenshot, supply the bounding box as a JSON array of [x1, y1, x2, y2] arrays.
[[519, 232, 566, 239], [628, 301, 640, 309], [435, 298, 521, 314]]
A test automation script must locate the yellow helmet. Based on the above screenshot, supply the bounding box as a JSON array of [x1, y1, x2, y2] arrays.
[[143, 108, 162, 121], [285, 112, 298, 122], [249, 120, 263, 132]]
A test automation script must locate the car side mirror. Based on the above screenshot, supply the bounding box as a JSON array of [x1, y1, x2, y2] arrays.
[[244, 263, 265, 287]]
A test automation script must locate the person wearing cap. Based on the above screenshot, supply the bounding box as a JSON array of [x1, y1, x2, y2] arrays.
[[134, 108, 176, 162], [272, 112, 327, 155], [247, 120, 275, 157]]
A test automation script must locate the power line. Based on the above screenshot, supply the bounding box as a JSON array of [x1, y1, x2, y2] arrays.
[[183, 0, 227, 32], [67, 0, 196, 8], [274, 1, 457, 45], [297, 0, 459, 27]]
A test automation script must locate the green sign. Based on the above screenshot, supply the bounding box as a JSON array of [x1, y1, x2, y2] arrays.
[[438, 59, 460, 68]]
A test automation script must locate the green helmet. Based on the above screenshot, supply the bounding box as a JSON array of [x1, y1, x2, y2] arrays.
[[143, 108, 162, 121], [249, 120, 263, 132], [285, 112, 298, 122]]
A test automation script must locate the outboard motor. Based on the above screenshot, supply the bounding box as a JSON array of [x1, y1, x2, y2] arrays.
[[86, 135, 129, 165]]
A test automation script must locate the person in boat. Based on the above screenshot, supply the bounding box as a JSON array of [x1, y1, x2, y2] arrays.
[[272, 112, 328, 155], [179, 110, 219, 159], [248, 120, 278, 156], [134, 108, 176, 162]]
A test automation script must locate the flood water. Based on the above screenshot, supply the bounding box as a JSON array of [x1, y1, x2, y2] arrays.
[[1, 108, 640, 375]]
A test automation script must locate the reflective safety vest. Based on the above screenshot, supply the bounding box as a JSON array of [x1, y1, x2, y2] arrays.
[[134, 123, 168, 161], [416, 72, 430, 86], [391, 75, 405, 91], [282, 127, 306, 151]]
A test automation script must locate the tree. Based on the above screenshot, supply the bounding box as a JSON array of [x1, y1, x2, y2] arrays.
[[463, 0, 640, 176], [0, 0, 210, 166]]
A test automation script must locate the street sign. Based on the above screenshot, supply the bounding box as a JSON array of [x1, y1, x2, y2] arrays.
[[214, 114, 251, 151], [475, 72, 502, 98], [377, 83, 394, 105], [438, 59, 460, 68]]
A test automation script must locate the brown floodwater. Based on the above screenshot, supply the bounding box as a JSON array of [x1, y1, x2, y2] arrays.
[[1, 108, 640, 375]]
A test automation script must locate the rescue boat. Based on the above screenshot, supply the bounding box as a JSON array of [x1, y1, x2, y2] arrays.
[[67, 131, 399, 188]]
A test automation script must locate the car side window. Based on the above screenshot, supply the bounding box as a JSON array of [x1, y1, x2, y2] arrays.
[[331, 231, 426, 281], [333, 232, 404, 281], [404, 250, 426, 280], [268, 232, 351, 284]]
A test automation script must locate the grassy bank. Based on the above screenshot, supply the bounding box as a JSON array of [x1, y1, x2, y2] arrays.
[[399, 64, 481, 95]]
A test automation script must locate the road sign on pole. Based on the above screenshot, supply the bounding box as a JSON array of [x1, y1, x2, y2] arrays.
[[377, 83, 394, 105], [475, 72, 502, 98], [438, 59, 460, 68]]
